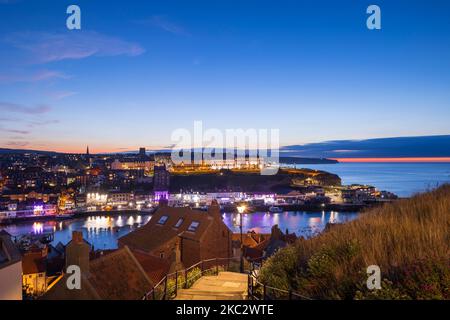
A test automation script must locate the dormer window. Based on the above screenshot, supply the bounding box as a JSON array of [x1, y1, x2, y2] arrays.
[[157, 215, 168, 225], [174, 218, 184, 228], [187, 221, 200, 232]]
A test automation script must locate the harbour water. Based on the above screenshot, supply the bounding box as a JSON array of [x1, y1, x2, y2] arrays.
[[1, 211, 359, 249]]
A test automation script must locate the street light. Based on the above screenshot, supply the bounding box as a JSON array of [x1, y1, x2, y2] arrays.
[[237, 205, 246, 273]]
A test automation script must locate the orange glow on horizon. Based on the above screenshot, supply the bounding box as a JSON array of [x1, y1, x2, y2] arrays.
[[332, 157, 450, 163]]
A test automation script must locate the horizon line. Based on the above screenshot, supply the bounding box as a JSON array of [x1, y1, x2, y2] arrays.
[[331, 157, 450, 163]]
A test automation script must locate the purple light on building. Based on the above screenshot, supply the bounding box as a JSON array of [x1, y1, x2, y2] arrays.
[[154, 191, 169, 201]]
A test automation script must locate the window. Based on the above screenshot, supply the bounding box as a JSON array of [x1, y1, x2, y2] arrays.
[[157, 215, 168, 225], [174, 218, 184, 228], [187, 221, 200, 232]]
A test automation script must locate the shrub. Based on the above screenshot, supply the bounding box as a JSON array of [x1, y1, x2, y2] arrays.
[[258, 185, 450, 300]]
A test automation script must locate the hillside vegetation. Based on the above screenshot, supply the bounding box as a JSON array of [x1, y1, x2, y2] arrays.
[[170, 168, 341, 193], [259, 185, 450, 299]]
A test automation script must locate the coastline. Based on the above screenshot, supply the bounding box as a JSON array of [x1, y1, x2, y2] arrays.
[[0, 201, 384, 226]]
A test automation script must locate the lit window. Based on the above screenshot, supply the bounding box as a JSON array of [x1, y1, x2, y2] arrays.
[[157, 215, 168, 225], [187, 221, 200, 232], [174, 218, 184, 228]]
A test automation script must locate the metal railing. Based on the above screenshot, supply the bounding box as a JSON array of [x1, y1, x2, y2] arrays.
[[247, 270, 312, 300], [142, 255, 312, 301], [142, 257, 241, 300]]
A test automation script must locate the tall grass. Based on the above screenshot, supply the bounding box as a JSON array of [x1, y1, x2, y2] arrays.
[[259, 185, 450, 299]]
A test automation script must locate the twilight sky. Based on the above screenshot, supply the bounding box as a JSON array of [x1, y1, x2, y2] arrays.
[[0, 0, 450, 153]]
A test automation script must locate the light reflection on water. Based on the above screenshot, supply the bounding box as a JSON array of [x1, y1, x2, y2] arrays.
[[222, 211, 358, 238], [3, 214, 152, 250], [2, 211, 359, 249]]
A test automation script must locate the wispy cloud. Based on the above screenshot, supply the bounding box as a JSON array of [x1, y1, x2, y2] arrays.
[[136, 15, 190, 36], [0, 117, 18, 122], [2, 128, 30, 135], [4, 31, 145, 64], [27, 119, 60, 127], [4, 141, 29, 148], [0, 69, 69, 84], [45, 90, 77, 101], [0, 101, 51, 114]]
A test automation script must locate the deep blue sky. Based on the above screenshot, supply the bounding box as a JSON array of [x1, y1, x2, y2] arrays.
[[0, 0, 449, 153]]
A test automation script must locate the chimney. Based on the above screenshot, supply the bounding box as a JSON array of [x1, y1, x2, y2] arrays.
[[208, 199, 221, 219], [270, 225, 283, 241], [159, 198, 168, 207], [65, 231, 90, 276], [169, 237, 184, 273]]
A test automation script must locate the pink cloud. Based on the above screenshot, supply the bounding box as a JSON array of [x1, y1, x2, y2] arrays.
[[0, 102, 51, 114], [5, 31, 145, 64], [136, 15, 190, 36], [0, 69, 69, 84]]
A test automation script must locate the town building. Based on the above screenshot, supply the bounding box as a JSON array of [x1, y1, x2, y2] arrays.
[[110, 157, 154, 173], [0, 231, 22, 300], [238, 225, 297, 263], [22, 248, 47, 297], [43, 231, 153, 300], [153, 164, 170, 201], [118, 200, 232, 273], [107, 191, 134, 206]]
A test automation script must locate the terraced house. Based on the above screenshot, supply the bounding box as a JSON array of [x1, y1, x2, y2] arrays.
[[118, 200, 232, 281]]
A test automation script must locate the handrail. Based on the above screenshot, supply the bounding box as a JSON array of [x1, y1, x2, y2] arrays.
[[247, 271, 312, 300], [142, 256, 239, 300], [142, 255, 312, 301]]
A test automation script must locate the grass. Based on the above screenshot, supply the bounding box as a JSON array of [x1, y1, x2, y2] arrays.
[[258, 184, 450, 299]]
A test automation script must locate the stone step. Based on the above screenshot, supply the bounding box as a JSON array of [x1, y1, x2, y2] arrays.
[[174, 271, 248, 300], [175, 289, 246, 301]]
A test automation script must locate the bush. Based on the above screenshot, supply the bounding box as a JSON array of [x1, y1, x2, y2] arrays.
[[258, 185, 450, 300]]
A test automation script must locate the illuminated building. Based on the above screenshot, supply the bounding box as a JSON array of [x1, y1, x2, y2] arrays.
[[86, 192, 108, 206], [111, 159, 154, 173], [22, 248, 47, 297], [153, 164, 170, 202], [107, 191, 134, 206]]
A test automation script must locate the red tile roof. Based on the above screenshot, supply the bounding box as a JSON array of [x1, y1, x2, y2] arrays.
[[42, 246, 153, 300], [119, 206, 219, 253], [131, 250, 171, 284]]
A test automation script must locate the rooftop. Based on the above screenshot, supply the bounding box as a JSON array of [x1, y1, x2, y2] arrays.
[[118, 204, 222, 253], [0, 230, 22, 269]]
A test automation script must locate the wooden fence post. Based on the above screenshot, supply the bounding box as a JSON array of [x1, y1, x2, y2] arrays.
[[164, 276, 168, 300], [263, 284, 267, 300], [216, 258, 219, 275], [175, 271, 178, 297]]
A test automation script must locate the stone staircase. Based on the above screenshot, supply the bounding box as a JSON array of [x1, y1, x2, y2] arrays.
[[175, 271, 248, 300]]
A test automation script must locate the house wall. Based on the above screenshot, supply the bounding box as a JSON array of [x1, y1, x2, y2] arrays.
[[200, 219, 232, 261], [0, 261, 22, 300], [181, 238, 200, 268], [23, 272, 47, 296]]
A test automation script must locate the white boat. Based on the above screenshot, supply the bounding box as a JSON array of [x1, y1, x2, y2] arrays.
[[269, 206, 283, 213]]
